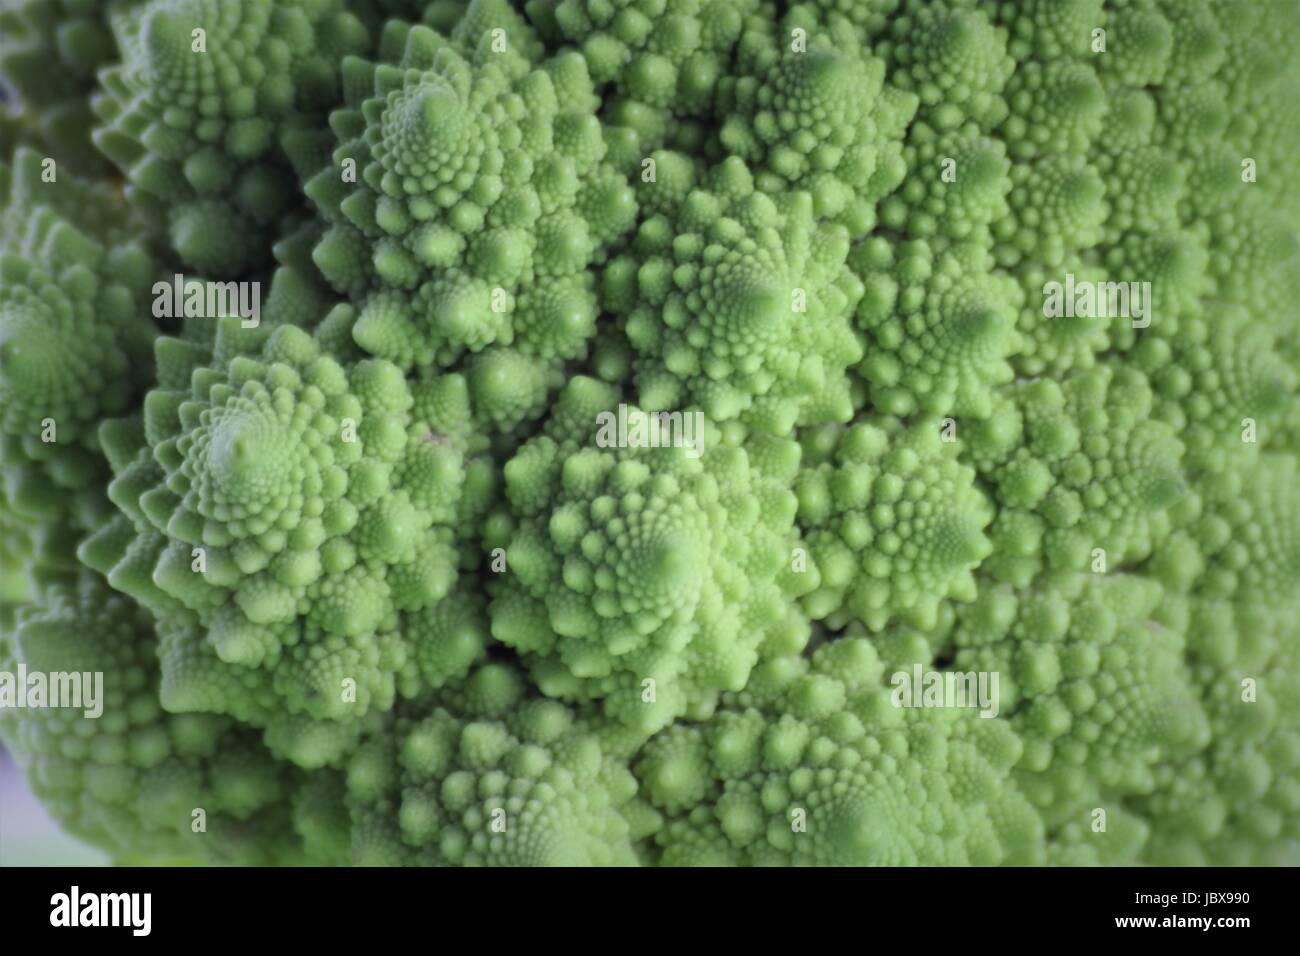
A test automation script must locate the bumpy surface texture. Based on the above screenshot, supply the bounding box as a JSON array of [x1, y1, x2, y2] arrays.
[[0, 0, 1297, 867]]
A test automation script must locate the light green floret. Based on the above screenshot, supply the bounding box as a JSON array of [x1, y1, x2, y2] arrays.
[[1009, 257, 1112, 377], [782, 1, 901, 49], [636, 636, 1044, 865], [1134, 621, 1300, 866], [0, 0, 134, 173], [716, 32, 917, 236], [1157, 454, 1300, 609], [0, 572, 345, 864], [1133, 450, 1300, 865], [851, 237, 1018, 418], [998, 60, 1105, 159], [1045, 804, 1153, 867], [881, 122, 1010, 241], [92, 0, 369, 275], [1205, 198, 1300, 326], [1137, 311, 1295, 475], [605, 155, 864, 433], [0, 448, 93, 643], [794, 417, 992, 632], [1155, 0, 1226, 86], [305, 18, 636, 404], [346, 661, 642, 865], [81, 317, 482, 750], [993, 155, 1105, 269], [0, 149, 156, 447], [1153, 81, 1228, 155], [876, 0, 1014, 129], [0, 148, 157, 535], [1094, 146, 1185, 245], [966, 364, 1186, 586], [952, 573, 1207, 832], [1101, 229, 1210, 349], [490, 378, 807, 733], [1211, 0, 1300, 132], [1099, 88, 1158, 155], [991, 0, 1102, 62], [1095, 1, 1173, 89], [1221, 73, 1300, 218], [448, 0, 546, 60], [541, 0, 759, 152]]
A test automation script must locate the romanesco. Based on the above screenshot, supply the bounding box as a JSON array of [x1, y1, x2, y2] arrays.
[[0, 0, 1297, 869]]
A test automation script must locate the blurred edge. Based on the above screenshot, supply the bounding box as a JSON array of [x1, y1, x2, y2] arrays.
[[0, 743, 110, 866]]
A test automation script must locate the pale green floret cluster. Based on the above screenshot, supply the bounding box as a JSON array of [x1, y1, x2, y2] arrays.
[[637, 636, 1040, 865], [491, 377, 805, 732], [0, 0, 136, 174], [716, 28, 916, 235], [541, 0, 761, 153], [0, 148, 157, 554], [952, 574, 1210, 858], [78, 316, 490, 766], [602, 155, 864, 432], [0, 0, 1298, 867], [345, 660, 644, 865], [794, 416, 992, 632], [0, 572, 346, 865], [305, 15, 637, 428], [93, 0, 370, 274], [965, 364, 1187, 586], [851, 236, 1018, 418]]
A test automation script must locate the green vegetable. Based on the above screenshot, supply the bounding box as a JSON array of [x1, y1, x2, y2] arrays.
[[1, 0, 1297, 867]]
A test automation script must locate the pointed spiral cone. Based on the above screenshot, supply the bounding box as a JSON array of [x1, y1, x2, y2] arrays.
[[207, 414, 294, 502]]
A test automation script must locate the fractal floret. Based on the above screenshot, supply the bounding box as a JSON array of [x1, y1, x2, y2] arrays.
[[304, 14, 636, 413], [0, 0, 129, 174], [636, 635, 1041, 865], [345, 659, 644, 865], [604, 155, 864, 432], [716, 20, 917, 235], [0, 0, 1297, 868], [80, 316, 488, 765], [0, 572, 344, 864], [0, 147, 158, 551], [794, 415, 992, 631], [490, 377, 805, 732], [93, 0, 370, 275]]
